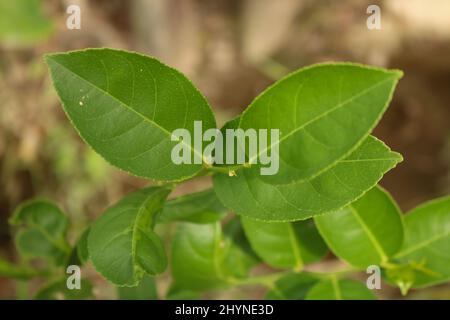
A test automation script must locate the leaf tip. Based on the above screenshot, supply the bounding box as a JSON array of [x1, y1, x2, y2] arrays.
[[390, 69, 404, 79], [393, 151, 404, 164]]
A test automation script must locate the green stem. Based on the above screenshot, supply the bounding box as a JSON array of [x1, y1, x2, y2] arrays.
[[0, 260, 51, 280], [228, 266, 363, 290], [228, 271, 289, 289], [204, 164, 243, 175], [308, 266, 362, 280]]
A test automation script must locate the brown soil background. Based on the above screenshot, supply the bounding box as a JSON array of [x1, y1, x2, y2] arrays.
[[0, 0, 449, 299]]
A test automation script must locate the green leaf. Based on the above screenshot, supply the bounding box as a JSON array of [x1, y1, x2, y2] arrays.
[[0, 0, 53, 47], [34, 279, 93, 300], [158, 189, 227, 224], [213, 116, 245, 171], [265, 272, 318, 300], [68, 227, 90, 266], [222, 219, 261, 273], [393, 195, 450, 288], [117, 275, 158, 300], [166, 285, 200, 300], [384, 264, 416, 295], [238, 63, 402, 185], [214, 135, 402, 221], [315, 186, 403, 268], [9, 199, 70, 265], [45, 48, 216, 182], [242, 217, 327, 270], [305, 278, 376, 300], [76, 227, 90, 264], [88, 187, 170, 286], [171, 221, 259, 291]]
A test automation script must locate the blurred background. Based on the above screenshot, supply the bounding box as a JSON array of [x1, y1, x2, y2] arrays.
[[0, 0, 449, 299]]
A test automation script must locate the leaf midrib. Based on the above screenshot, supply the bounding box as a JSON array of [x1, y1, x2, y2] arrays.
[[395, 230, 450, 258], [47, 57, 206, 163], [245, 75, 398, 164], [287, 224, 303, 271], [331, 277, 342, 300], [131, 191, 164, 280], [27, 222, 69, 254], [348, 205, 388, 263]]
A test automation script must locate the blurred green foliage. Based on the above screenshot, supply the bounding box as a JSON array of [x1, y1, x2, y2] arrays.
[[0, 0, 53, 48]]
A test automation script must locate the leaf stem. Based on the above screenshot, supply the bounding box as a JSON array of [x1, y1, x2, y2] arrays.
[[307, 266, 362, 279], [0, 259, 51, 280], [228, 265, 364, 290], [204, 165, 242, 175], [228, 271, 289, 289]]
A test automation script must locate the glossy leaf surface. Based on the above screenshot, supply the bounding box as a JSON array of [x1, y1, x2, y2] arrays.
[[239, 63, 402, 185], [214, 136, 402, 221], [394, 196, 450, 288], [315, 186, 403, 267], [46, 48, 216, 182], [305, 279, 375, 300], [242, 218, 327, 269]]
